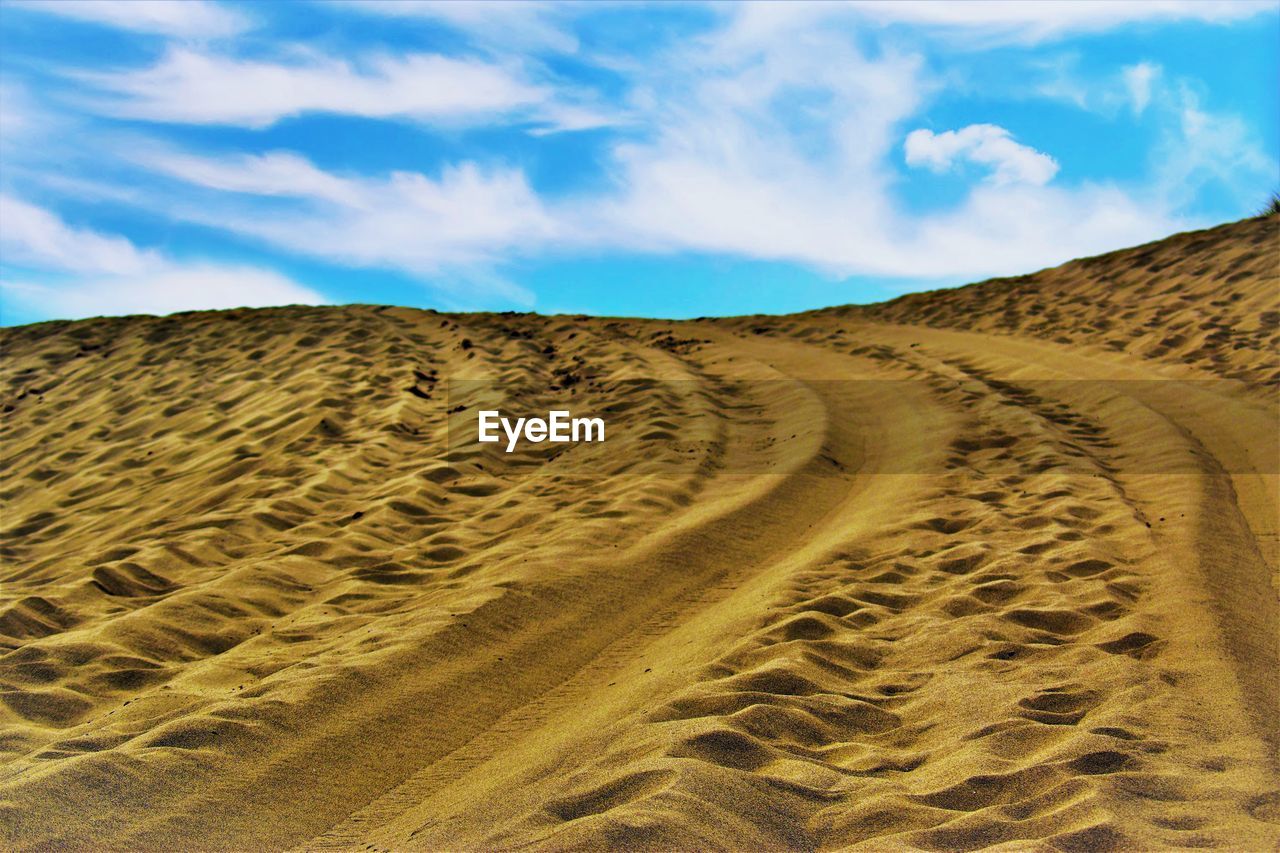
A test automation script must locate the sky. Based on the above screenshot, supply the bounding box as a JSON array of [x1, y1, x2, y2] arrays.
[[0, 0, 1276, 325]]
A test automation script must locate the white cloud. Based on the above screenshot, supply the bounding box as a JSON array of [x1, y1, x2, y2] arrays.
[[847, 0, 1273, 43], [572, 12, 1171, 281], [143, 149, 363, 205], [576, 19, 924, 271], [0, 195, 326, 321], [2, 266, 327, 321], [0, 82, 32, 141], [1031, 56, 1149, 117], [1123, 62, 1161, 115], [135, 149, 551, 302], [334, 1, 579, 54], [9, 0, 249, 39], [1153, 84, 1276, 211], [0, 193, 160, 276], [76, 48, 551, 128], [15, 0, 1265, 309], [899, 182, 1178, 278], [592, 143, 1163, 281], [118, 8, 1188, 287], [905, 124, 1060, 186]]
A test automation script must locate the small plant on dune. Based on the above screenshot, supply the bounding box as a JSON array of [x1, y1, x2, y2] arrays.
[[1259, 191, 1280, 218]]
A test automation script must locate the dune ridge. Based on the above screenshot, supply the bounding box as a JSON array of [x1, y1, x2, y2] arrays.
[[852, 215, 1278, 389], [1, 215, 1277, 850]]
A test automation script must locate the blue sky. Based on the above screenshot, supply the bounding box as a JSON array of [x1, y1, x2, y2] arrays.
[[0, 1, 1276, 325]]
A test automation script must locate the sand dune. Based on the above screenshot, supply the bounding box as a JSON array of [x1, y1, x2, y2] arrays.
[[1, 215, 1276, 850]]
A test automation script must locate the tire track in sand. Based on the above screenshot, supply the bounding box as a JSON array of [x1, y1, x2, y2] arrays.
[[305, 328, 957, 850]]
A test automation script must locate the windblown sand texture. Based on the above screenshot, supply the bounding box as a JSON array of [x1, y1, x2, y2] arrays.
[[1, 215, 1277, 850]]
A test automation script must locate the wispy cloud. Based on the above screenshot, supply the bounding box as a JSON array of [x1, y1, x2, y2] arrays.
[[0, 194, 159, 276], [116, 9, 1191, 290], [1122, 62, 1162, 115], [143, 149, 366, 205], [50, 1, 1268, 287], [334, 0, 580, 54], [2, 266, 326, 321], [0, 195, 327, 321], [2, 0, 1272, 321], [847, 0, 1274, 43], [0, 82, 30, 138], [73, 48, 554, 128], [135, 12, 1172, 281], [8, 0, 250, 39], [1153, 83, 1276, 210], [577, 9, 1177, 279], [136, 149, 550, 303]]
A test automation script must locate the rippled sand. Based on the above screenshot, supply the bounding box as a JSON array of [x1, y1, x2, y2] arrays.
[[2, 215, 1276, 850]]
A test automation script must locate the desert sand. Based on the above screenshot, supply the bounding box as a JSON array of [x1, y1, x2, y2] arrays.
[[1, 214, 1276, 850]]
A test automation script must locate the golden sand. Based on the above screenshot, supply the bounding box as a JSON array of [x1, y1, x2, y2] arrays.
[[1, 215, 1277, 850]]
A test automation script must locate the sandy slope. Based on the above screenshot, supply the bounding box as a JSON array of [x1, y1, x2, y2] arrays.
[[1, 215, 1276, 850]]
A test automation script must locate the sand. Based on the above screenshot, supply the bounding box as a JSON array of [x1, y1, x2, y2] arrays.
[[1, 214, 1276, 850]]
